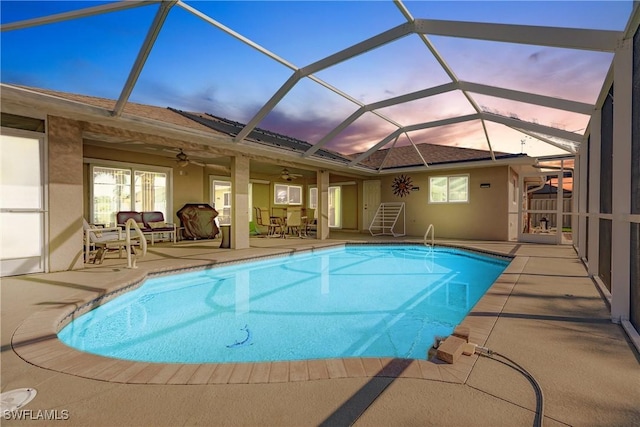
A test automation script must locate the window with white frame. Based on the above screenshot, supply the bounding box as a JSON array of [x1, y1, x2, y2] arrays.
[[274, 184, 302, 205], [308, 187, 317, 209], [429, 175, 469, 203], [91, 163, 170, 225], [135, 171, 167, 212], [211, 180, 232, 225], [308, 185, 341, 227]]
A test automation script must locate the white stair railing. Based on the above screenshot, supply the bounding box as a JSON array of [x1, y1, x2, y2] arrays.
[[424, 224, 435, 248], [368, 202, 405, 237]]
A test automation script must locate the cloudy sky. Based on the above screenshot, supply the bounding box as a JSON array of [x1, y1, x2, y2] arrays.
[[1, 1, 634, 157]]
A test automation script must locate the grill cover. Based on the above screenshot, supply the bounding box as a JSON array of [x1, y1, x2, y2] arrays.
[[176, 204, 219, 239]]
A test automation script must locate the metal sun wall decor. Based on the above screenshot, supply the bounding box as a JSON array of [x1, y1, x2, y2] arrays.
[[391, 174, 413, 197]]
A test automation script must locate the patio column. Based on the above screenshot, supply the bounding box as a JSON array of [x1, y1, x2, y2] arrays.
[[231, 154, 250, 249], [48, 116, 84, 272], [611, 38, 632, 323], [316, 170, 329, 240]]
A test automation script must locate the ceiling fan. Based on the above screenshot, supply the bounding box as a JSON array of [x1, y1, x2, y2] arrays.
[[280, 168, 302, 181], [174, 148, 231, 173], [175, 149, 208, 168], [175, 149, 191, 167]]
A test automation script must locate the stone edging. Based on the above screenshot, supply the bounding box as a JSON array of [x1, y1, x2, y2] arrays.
[[11, 242, 523, 385]]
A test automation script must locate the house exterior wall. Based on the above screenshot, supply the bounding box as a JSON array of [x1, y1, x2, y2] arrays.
[[251, 182, 270, 222], [377, 166, 509, 240], [48, 116, 84, 271], [8, 99, 514, 273], [341, 184, 359, 230]]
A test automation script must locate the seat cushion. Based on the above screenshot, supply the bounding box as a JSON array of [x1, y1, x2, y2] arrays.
[[148, 221, 170, 230]]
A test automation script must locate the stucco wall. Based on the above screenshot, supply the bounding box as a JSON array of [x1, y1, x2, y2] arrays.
[[48, 116, 84, 271], [341, 184, 359, 230], [251, 181, 271, 220], [378, 166, 509, 240], [82, 143, 508, 240]]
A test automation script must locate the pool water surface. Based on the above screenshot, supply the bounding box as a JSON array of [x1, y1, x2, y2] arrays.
[[58, 245, 509, 363]]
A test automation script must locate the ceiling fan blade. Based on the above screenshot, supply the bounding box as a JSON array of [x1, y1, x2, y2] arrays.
[[205, 164, 231, 174]]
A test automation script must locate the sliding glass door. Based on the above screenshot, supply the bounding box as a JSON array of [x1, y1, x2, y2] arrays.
[[90, 164, 169, 226], [211, 180, 232, 225], [1, 130, 46, 276]]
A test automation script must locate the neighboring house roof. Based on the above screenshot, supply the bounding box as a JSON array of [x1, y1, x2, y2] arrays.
[[532, 184, 573, 196], [356, 143, 527, 169]]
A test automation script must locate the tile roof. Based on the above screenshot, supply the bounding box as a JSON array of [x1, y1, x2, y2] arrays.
[[12, 85, 355, 165], [357, 143, 527, 169], [14, 85, 215, 134]]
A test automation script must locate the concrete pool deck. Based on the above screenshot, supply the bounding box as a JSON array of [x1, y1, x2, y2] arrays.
[[1, 234, 639, 426]]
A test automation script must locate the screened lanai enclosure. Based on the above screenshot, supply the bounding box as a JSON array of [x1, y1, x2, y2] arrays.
[[0, 1, 629, 160], [1, 2, 639, 344]]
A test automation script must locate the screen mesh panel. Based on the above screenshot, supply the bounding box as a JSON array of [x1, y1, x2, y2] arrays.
[[598, 219, 612, 291], [600, 85, 613, 215]]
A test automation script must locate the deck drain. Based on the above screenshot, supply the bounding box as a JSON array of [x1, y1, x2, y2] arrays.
[[1, 388, 37, 414]]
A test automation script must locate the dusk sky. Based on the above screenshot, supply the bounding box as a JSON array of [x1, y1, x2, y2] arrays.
[[1, 1, 634, 158]]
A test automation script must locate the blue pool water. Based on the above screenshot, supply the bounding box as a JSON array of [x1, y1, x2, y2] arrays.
[[58, 245, 508, 363]]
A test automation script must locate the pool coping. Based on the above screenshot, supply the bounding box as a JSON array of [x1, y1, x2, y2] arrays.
[[10, 242, 524, 386]]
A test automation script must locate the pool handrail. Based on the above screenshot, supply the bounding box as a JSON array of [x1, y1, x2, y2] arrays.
[[124, 218, 147, 269], [424, 224, 435, 248]]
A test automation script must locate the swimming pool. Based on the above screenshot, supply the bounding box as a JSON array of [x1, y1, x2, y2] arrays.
[[58, 245, 509, 363]]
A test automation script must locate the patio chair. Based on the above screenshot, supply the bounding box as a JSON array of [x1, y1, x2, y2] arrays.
[[304, 208, 317, 236], [83, 218, 123, 263], [253, 207, 269, 234], [254, 207, 267, 227], [267, 216, 283, 238], [284, 209, 304, 238], [92, 218, 148, 267]]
